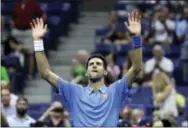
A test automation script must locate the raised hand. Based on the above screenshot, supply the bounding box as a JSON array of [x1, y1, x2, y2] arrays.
[[125, 11, 141, 35], [30, 18, 47, 40]]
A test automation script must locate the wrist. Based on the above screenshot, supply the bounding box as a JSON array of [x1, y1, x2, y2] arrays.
[[34, 40, 44, 51], [132, 35, 142, 48], [33, 37, 42, 41]]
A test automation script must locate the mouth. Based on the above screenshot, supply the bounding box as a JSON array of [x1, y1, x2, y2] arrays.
[[92, 70, 98, 73]]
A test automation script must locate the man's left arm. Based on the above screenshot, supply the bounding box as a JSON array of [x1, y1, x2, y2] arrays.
[[124, 11, 143, 85]]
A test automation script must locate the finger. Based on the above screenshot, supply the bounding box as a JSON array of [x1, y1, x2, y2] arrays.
[[130, 11, 133, 21], [135, 11, 139, 22], [134, 11, 137, 21], [30, 22, 34, 29], [44, 24, 47, 31], [32, 19, 37, 28], [124, 22, 131, 31], [139, 14, 142, 23], [128, 13, 131, 23], [40, 18, 43, 28], [36, 18, 40, 27]]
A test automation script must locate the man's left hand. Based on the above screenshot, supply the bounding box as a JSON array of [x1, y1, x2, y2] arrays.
[[125, 11, 141, 36]]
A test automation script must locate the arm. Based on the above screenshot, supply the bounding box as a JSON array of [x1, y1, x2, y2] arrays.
[[30, 18, 58, 88], [125, 11, 142, 85], [155, 73, 173, 103]]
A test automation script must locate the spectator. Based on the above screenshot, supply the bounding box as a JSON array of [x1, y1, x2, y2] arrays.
[[1, 66, 10, 84], [11, 0, 47, 79], [1, 89, 16, 117], [71, 50, 89, 85], [175, 6, 188, 44], [131, 108, 151, 127], [7, 96, 35, 127], [103, 11, 131, 44], [1, 83, 18, 106], [38, 101, 71, 127], [144, 45, 174, 81], [1, 16, 9, 43], [105, 53, 120, 79], [152, 72, 178, 118], [118, 105, 132, 127], [142, 10, 155, 44], [152, 5, 176, 44]]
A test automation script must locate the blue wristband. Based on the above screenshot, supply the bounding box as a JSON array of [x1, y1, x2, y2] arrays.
[[132, 36, 142, 48]]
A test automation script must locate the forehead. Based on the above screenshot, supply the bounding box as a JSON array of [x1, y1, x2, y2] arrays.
[[88, 57, 103, 64], [17, 100, 27, 104]]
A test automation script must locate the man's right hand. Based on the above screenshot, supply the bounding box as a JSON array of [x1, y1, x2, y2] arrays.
[[30, 18, 47, 40]]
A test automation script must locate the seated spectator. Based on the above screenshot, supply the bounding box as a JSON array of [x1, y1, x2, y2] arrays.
[[118, 105, 132, 127], [1, 16, 10, 43], [152, 72, 178, 118], [122, 52, 145, 86], [144, 45, 174, 81], [102, 10, 131, 44], [71, 50, 89, 85], [1, 66, 10, 84], [105, 53, 120, 79], [3, 36, 25, 68], [152, 5, 176, 44], [175, 6, 188, 44], [131, 109, 151, 127], [1, 89, 16, 117], [38, 101, 71, 127], [11, 0, 47, 79], [7, 96, 35, 127], [1, 83, 18, 106], [141, 10, 155, 44]]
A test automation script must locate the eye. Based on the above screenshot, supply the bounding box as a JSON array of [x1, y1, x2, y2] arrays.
[[96, 62, 102, 65], [89, 62, 93, 66]]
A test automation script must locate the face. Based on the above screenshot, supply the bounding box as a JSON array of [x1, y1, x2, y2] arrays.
[[110, 11, 118, 24], [1, 89, 11, 106], [184, 7, 188, 17], [16, 100, 28, 116], [153, 47, 163, 61], [86, 58, 107, 80]]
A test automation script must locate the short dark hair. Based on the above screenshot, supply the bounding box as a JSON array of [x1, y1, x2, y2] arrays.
[[86, 54, 107, 70], [17, 96, 28, 104]]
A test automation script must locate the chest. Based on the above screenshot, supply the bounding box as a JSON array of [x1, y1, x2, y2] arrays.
[[10, 118, 32, 126]]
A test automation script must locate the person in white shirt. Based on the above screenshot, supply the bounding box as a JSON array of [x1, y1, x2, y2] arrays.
[[1, 82, 18, 106], [152, 6, 175, 44], [7, 96, 35, 127], [1, 89, 16, 117], [144, 45, 174, 80]]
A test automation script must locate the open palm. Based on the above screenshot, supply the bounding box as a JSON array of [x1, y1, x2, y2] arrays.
[[125, 11, 141, 35], [30, 18, 47, 40]]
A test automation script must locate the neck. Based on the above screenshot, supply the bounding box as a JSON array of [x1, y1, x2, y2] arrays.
[[88, 78, 104, 91]]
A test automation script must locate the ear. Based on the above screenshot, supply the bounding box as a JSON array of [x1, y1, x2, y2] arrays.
[[104, 70, 108, 76]]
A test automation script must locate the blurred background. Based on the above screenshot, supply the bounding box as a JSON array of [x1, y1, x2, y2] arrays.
[[1, 0, 188, 127]]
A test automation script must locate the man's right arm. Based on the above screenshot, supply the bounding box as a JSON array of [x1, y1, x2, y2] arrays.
[[35, 52, 58, 88], [31, 18, 58, 88]]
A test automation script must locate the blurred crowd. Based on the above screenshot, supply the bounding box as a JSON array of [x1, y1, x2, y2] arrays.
[[1, 0, 188, 127]]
